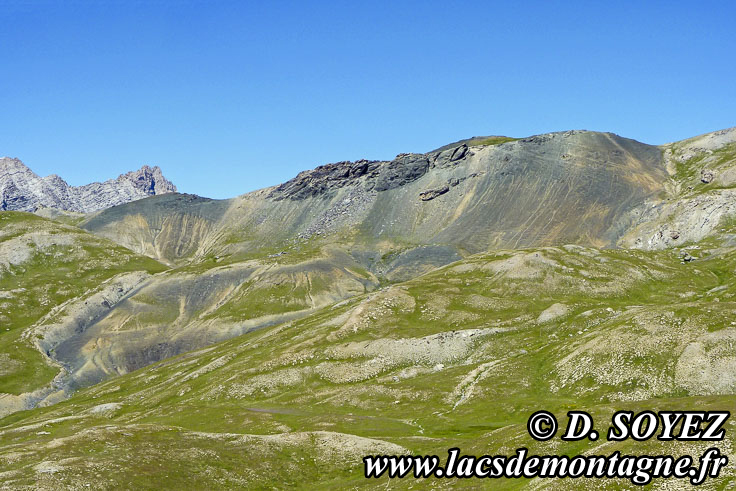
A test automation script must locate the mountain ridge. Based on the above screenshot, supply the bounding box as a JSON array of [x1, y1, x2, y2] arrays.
[[0, 158, 176, 213], [79, 129, 667, 267]]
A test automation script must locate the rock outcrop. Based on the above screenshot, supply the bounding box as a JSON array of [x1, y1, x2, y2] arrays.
[[268, 152, 433, 200], [419, 185, 449, 201], [267, 146, 473, 202], [619, 126, 736, 249], [0, 158, 176, 213], [268, 159, 380, 200]]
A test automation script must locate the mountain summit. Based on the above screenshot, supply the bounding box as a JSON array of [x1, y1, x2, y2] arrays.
[[0, 158, 176, 213]]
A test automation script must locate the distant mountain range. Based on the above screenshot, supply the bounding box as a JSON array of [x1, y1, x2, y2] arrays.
[[0, 158, 176, 213]]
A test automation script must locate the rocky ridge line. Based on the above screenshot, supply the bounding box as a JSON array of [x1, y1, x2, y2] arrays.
[[0, 158, 176, 213], [267, 142, 472, 201]]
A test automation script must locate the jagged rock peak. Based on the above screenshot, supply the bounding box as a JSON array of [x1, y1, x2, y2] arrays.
[[119, 165, 177, 195], [0, 157, 177, 213]]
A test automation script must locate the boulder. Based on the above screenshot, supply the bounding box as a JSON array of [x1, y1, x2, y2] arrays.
[[419, 186, 450, 201]]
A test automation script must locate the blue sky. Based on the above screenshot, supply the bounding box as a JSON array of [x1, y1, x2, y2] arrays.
[[1, 1, 735, 199]]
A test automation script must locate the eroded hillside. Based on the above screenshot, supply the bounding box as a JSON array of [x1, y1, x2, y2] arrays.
[[0, 212, 166, 416], [1, 239, 735, 487], [621, 127, 736, 249]]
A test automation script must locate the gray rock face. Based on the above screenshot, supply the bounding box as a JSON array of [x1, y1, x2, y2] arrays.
[[371, 153, 430, 192], [268, 152, 432, 200], [433, 144, 468, 168], [0, 158, 176, 213], [269, 159, 380, 200]]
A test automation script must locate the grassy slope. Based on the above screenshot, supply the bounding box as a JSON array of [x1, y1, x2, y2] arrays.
[[468, 136, 518, 146], [670, 143, 736, 196], [0, 212, 167, 394], [1, 240, 735, 488]]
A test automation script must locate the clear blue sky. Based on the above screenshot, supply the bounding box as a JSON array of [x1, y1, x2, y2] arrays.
[[2, 1, 735, 199]]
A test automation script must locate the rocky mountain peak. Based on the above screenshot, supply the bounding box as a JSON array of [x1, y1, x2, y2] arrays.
[[0, 158, 177, 213], [120, 165, 176, 195], [1, 157, 33, 175]]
